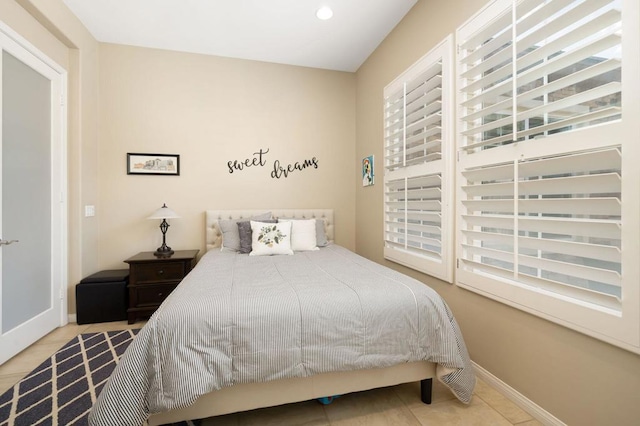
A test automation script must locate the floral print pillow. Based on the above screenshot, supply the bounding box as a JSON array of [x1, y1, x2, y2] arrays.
[[249, 221, 293, 256]]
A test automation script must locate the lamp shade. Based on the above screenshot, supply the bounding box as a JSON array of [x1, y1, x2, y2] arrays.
[[147, 203, 180, 220]]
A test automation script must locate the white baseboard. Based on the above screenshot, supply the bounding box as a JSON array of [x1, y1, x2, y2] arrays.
[[472, 361, 566, 426], [68, 314, 77, 324]]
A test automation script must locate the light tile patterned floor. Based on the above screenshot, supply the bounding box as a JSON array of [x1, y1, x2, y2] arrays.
[[0, 321, 543, 426]]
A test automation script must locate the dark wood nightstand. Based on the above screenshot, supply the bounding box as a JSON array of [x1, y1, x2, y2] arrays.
[[124, 249, 199, 324]]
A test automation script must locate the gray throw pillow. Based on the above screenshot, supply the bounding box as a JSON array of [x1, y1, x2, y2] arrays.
[[315, 219, 329, 247], [237, 219, 277, 254], [219, 212, 271, 251]]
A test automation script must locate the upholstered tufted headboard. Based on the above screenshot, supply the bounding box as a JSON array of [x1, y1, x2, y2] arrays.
[[205, 209, 334, 252]]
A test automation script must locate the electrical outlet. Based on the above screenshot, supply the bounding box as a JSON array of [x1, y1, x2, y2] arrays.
[[85, 205, 96, 217]]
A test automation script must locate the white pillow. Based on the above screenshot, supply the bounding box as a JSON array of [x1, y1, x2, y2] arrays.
[[249, 221, 293, 256], [279, 219, 319, 251]]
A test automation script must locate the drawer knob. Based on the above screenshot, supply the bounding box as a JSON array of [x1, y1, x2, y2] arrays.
[[158, 292, 164, 297], [158, 270, 164, 275]]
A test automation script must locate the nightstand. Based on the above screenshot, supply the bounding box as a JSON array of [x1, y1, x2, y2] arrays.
[[124, 249, 199, 324]]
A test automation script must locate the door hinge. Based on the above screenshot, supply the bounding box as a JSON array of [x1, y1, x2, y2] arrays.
[[60, 95, 65, 106], [456, 258, 460, 268], [59, 287, 64, 300]]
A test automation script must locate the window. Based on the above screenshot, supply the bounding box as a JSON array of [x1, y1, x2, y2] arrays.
[[383, 36, 454, 282], [457, 0, 640, 352]]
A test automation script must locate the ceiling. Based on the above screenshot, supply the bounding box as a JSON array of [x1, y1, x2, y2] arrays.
[[62, 0, 418, 72]]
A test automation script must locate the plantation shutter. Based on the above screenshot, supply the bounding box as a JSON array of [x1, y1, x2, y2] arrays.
[[458, 0, 622, 151], [455, 0, 639, 348], [461, 148, 622, 307], [384, 37, 454, 282]]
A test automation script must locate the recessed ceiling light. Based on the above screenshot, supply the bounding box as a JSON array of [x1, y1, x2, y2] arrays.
[[316, 6, 333, 20]]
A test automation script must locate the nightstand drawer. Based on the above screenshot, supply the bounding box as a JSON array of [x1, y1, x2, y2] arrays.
[[125, 249, 199, 324], [136, 283, 177, 306], [133, 262, 185, 283]]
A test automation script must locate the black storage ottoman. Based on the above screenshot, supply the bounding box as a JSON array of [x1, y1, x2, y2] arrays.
[[76, 269, 129, 325]]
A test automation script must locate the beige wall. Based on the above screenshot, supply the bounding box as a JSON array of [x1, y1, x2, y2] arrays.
[[0, 1, 67, 66], [97, 44, 356, 269], [355, 0, 640, 425]]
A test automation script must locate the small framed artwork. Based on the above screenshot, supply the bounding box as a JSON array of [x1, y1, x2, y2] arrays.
[[127, 153, 180, 176], [362, 155, 374, 186]]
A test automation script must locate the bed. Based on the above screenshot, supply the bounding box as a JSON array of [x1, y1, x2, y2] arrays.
[[89, 209, 475, 426]]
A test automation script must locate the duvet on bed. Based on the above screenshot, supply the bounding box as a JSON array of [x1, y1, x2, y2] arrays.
[[89, 245, 475, 426]]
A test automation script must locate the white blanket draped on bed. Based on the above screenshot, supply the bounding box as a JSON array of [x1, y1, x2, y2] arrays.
[[89, 245, 475, 426]]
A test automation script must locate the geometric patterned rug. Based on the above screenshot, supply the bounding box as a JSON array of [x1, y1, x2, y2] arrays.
[[0, 329, 198, 426]]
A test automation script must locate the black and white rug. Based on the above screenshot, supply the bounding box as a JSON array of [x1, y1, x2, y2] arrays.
[[0, 329, 197, 426]]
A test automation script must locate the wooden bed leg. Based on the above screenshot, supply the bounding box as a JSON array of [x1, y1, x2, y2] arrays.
[[420, 378, 433, 404]]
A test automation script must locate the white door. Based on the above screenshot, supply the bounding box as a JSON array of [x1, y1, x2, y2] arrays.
[[0, 23, 67, 365]]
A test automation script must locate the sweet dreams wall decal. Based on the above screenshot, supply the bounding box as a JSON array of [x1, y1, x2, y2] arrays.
[[227, 148, 319, 179]]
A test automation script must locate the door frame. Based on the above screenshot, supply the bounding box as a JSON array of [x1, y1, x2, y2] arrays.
[[0, 20, 68, 364]]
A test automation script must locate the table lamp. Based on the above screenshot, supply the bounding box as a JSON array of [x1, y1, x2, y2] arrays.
[[148, 203, 180, 256]]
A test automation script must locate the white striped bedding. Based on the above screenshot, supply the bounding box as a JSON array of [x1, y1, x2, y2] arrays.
[[88, 245, 475, 426]]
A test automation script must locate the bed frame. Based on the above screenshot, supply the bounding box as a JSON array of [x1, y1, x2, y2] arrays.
[[147, 209, 436, 425]]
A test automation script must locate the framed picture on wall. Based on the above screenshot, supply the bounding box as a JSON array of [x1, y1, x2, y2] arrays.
[[362, 155, 374, 186], [127, 153, 180, 176]]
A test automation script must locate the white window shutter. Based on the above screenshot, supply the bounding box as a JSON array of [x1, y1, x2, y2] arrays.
[[384, 36, 454, 283], [456, 0, 640, 352]]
